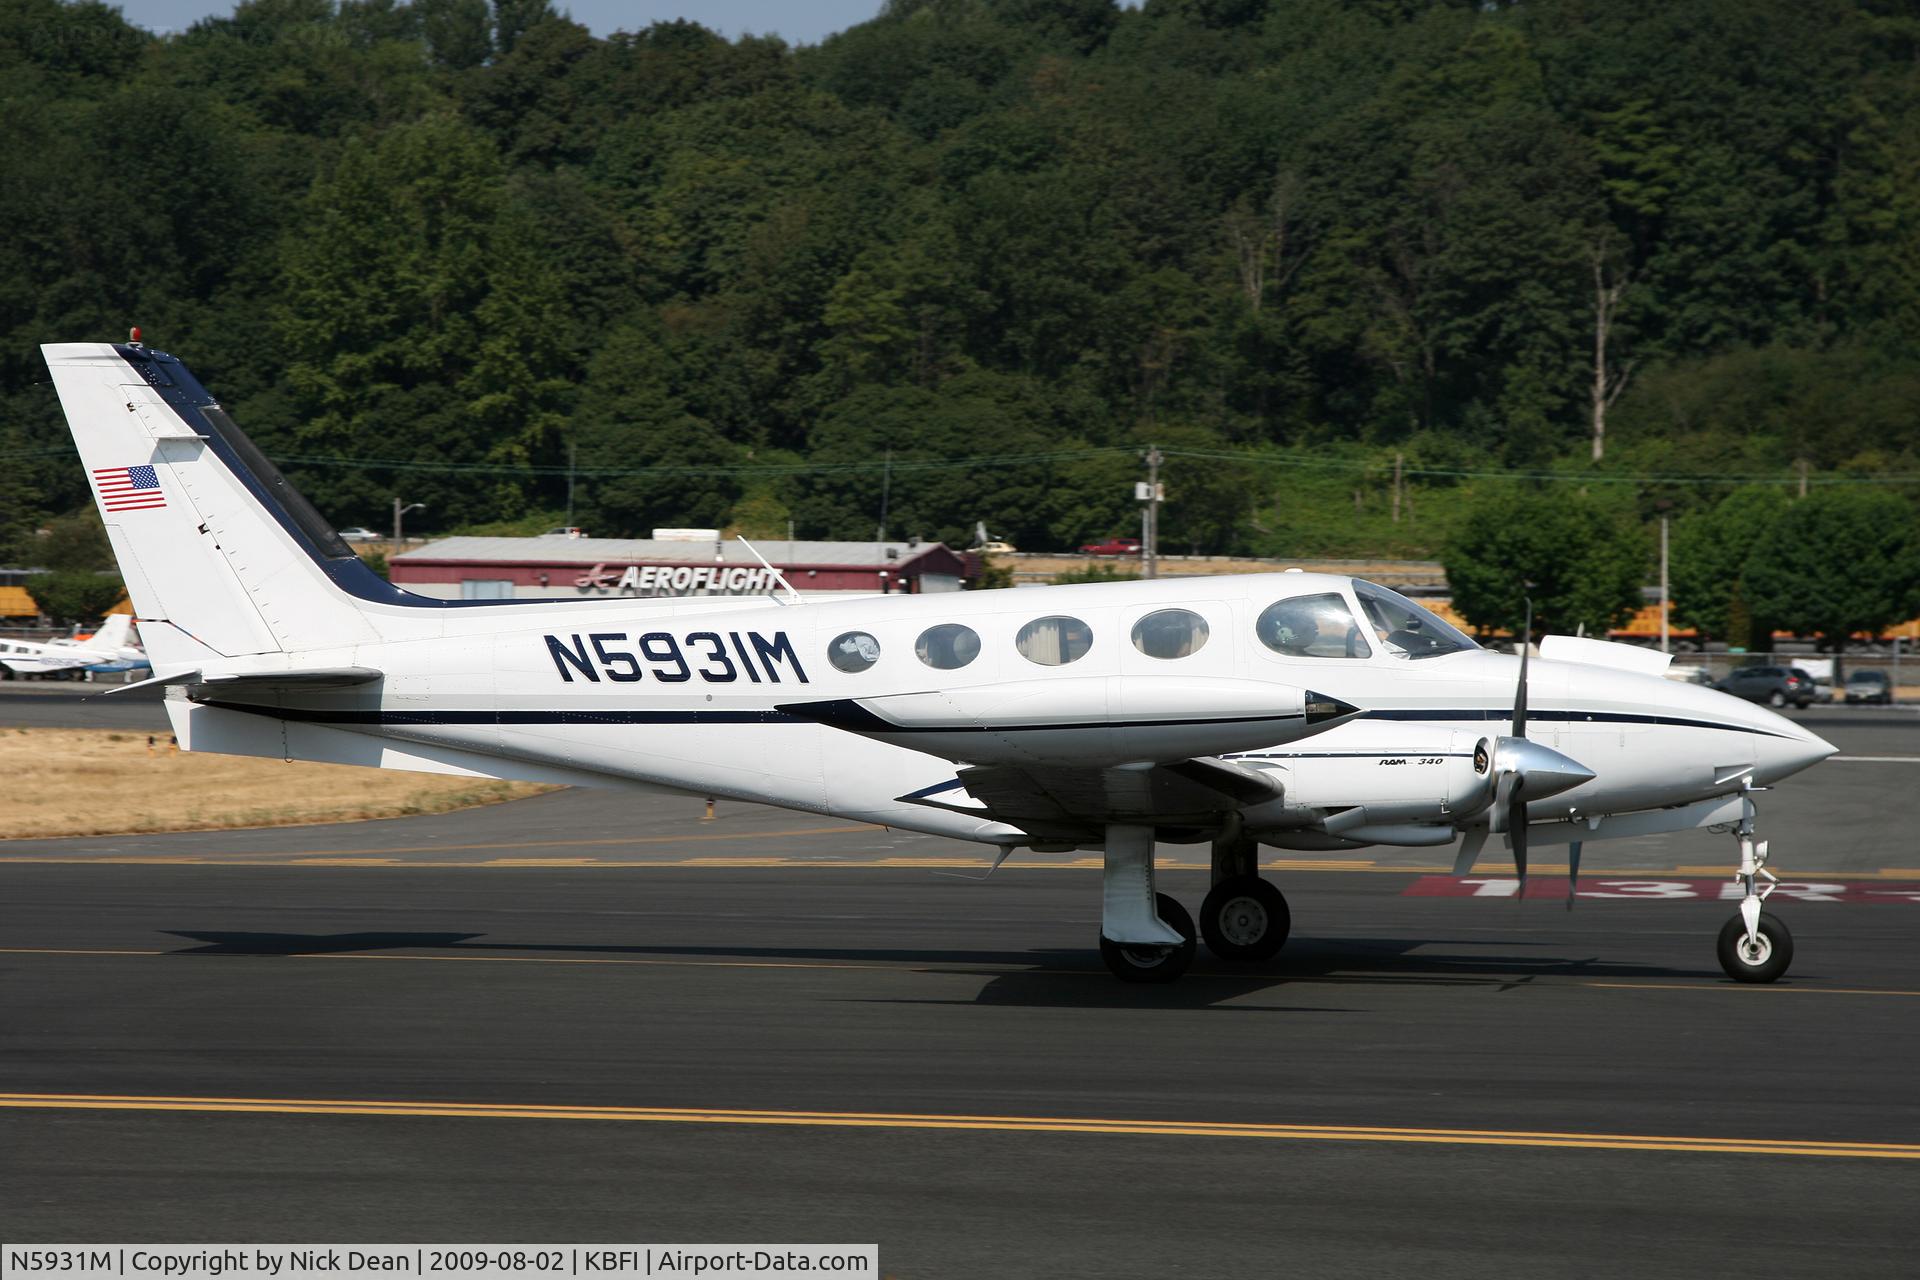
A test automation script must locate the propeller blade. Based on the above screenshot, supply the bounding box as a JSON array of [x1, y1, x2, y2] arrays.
[[1508, 778, 1528, 891], [1451, 826, 1488, 876], [1512, 596, 1533, 738], [1566, 839, 1583, 912]]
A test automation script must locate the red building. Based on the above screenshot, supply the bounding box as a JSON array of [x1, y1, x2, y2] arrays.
[[389, 536, 973, 601]]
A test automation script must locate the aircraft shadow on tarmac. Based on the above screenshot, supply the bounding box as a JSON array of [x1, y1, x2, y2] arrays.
[[162, 930, 1721, 1009]]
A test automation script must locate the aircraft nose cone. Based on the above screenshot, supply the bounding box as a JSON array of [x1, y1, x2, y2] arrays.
[[1761, 721, 1838, 780], [1741, 700, 1838, 781]]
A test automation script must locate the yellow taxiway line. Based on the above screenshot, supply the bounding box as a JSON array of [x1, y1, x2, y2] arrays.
[[3, 853, 1917, 879], [0, 1092, 1912, 1159]]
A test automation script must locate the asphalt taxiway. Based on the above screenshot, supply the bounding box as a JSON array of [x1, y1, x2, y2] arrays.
[[0, 681, 170, 730], [2, 709, 1918, 1276]]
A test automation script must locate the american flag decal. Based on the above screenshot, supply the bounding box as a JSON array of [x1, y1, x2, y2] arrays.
[[93, 464, 167, 512]]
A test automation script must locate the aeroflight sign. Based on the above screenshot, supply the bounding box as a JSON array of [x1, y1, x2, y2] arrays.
[[575, 563, 779, 596]]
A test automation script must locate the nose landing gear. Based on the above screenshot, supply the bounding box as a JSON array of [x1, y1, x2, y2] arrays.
[[1719, 789, 1791, 983]]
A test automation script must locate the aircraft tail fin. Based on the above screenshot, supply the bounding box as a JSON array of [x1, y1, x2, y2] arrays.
[[42, 342, 387, 659], [88, 612, 133, 651]]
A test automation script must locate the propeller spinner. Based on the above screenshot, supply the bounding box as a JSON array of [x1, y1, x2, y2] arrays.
[[1450, 598, 1594, 892]]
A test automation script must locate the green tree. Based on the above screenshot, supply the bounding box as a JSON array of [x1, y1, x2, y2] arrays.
[[725, 489, 794, 540], [1444, 485, 1649, 637], [1745, 489, 1920, 676], [1670, 487, 1788, 649], [26, 572, 124, 625], [274, 115, 574, 529], [14, 508, 114, 572]]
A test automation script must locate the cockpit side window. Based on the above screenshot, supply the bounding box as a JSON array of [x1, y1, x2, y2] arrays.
[[1353, 581, 1477, 659], [1256, 593, 1372, 659]]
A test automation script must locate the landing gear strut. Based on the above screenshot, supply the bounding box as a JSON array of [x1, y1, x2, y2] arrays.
[[1199, 829, 1290, 962], [1099, 894, 1196, 982], [1098, 824, 1195, 982], [1719, 789, 1793, 983]]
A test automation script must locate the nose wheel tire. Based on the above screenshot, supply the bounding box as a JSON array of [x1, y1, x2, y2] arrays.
[[1199, 875, 1292, 962], [1099, 893, 1196, 983], [1717, 910, 1793, 983]]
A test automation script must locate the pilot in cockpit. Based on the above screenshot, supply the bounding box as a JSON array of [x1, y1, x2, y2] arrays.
[[1259, 600, 1321, 656], [1257, 592, 1373, 658]]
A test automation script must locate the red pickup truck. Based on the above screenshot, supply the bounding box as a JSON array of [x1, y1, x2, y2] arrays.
[[1079, 537, 1143, 556]]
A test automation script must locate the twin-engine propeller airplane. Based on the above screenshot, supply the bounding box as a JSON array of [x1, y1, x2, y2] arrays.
[[0, 612, 148, 678], [43, 340, 1837, 984]]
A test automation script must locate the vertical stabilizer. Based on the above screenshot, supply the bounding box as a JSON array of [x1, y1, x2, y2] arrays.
[[42, 342, 379, 658], [87, 612, 133, 651]]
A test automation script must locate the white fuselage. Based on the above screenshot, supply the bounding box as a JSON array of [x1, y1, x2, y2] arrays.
[[167, 573, 1833, 851]]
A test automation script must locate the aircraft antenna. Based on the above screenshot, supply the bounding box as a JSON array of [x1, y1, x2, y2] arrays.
[[736, 536, 802, 606]]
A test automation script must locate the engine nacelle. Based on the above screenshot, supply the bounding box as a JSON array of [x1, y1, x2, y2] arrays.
[[1242, 728, 1496, 843]]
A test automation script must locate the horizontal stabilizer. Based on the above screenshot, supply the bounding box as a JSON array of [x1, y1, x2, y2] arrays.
[[198, 667, 383, 691]]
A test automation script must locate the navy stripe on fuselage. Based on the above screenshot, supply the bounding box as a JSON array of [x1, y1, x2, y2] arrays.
[[200, 702, 806, 725], [196, 700, 1791, 740], [775, 696, 1310, 735], [901, 777, 970, 799], [1357, 708, 1799, 738]]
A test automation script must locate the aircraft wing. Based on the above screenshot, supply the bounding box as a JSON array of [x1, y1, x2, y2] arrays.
[[903, 756, 1285, 843]]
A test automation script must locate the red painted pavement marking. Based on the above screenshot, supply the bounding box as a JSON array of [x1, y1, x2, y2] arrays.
[[1403, 876, 1920, 903]]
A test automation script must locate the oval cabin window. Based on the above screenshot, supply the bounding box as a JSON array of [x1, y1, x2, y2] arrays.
[[915, 623, 981, 670], [1015, 615, 1093, 666], [1130, 608, 1210, 660], [827, 631, 881, 673]]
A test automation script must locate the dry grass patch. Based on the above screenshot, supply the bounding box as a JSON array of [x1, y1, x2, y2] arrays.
[[0, 728, 559, 839]]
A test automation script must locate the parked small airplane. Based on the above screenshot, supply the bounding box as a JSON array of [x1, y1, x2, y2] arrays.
[[0, 612, 148, 678], [43, 340, 1836, 983]]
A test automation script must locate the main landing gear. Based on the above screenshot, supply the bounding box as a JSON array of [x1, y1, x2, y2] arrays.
[[1097, 824, 1291, 982], [1718, 790, 1793, 983]]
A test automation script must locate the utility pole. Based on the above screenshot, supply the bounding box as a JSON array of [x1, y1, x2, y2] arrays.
[[875, 447, 892, 545], [1795, 458, 1810, 499], [565, 438, 577, 528], [1392, 451, 1404, 524], [392, 498, 425, 545], [1144, 445, 1163, 580], [1659, 508, 1670, 654]]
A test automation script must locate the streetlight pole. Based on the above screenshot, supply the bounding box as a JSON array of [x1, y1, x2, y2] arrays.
[[1144, 445, 1163, 581], [1653, 498, 1673, 655], [565, 438, 577, 528], [392, 498, 425, 545]]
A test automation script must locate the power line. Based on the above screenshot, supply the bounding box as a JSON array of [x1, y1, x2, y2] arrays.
[[5, 440, 1919, 488]]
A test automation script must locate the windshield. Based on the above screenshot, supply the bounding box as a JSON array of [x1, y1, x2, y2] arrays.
[[1353, 581, 1478, 660]]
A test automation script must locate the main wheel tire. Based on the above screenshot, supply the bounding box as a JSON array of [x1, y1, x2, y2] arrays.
[[1717, 910, 1793, 983], [1767, 690, 1788, 708], [1199, 875, 1291, 963], [1099, 892, 1196, 983]]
